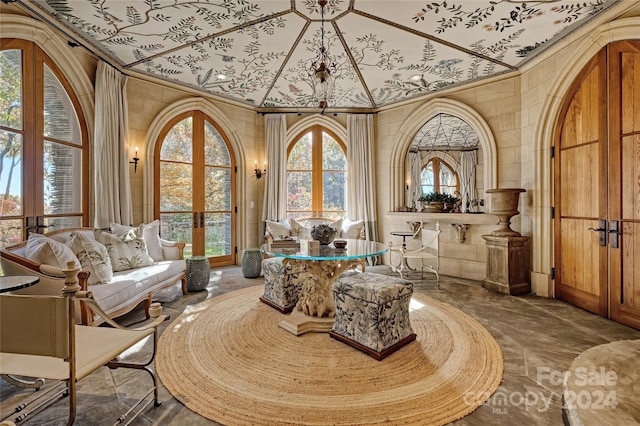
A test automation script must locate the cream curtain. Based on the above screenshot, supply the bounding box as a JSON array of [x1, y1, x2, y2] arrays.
[[456, 151, 477, 213], [408, 151, 422, 211], [346, 114, 379, 247], [93, 61, 132, 228], [262, 114, 288, 222]]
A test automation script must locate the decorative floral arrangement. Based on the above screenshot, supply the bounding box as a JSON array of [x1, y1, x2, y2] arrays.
[[418, 191, 459, 204]]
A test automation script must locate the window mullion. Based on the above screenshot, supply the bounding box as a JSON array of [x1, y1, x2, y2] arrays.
[[312, 126, 323, 216]]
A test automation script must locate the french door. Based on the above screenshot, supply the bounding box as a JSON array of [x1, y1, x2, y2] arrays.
[[0, 39, 88, 249], [555, 41, 640, 330], [155, 111, 236, 267]]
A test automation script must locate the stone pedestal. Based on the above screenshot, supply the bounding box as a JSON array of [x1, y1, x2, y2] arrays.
[[482, 235, 530, 295]]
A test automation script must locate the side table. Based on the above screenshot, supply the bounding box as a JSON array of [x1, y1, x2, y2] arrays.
[[186, 256, 210, 291], [241, 248, 262, 278]]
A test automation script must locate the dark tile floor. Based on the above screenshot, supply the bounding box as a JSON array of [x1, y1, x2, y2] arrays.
[[1, 266, 639, 425]]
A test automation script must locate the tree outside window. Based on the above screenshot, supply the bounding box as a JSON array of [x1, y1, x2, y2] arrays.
[[287, 126, 346, 219]]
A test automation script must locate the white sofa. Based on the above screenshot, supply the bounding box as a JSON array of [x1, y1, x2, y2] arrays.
[[0, 227, 187, 326]]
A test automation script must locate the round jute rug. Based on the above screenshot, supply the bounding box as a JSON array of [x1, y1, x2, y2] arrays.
[[156, 285, 503, 426]]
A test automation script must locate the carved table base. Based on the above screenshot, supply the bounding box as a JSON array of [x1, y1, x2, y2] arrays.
[[278, 258, 360, 336]]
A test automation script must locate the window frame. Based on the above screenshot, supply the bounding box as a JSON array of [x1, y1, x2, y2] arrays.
[[0, 38, 89, 245], [286, 125, 347, 219], [420, 157, 459, 195]]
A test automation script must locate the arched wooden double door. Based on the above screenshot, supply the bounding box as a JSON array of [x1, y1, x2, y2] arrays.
[[555, 41, 640, 330], [154, 111, 236, 267]]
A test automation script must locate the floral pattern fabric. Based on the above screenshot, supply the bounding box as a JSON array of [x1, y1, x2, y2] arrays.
[[66, 232, 113, 285], [332, 272, 414, 353], [95, 229, 155, 272], [261, 257, 303, 311]]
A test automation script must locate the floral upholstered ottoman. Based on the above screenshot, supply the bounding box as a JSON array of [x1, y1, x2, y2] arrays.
[[330, 272, 416, 360], [260, 257, 303, 313]]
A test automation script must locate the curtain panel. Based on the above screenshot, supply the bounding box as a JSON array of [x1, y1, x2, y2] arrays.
[[262, 114, 288, 223], [346, 114, 379, 254], [409, 151, 422, 211], [93, 61, 132, 228], [456, 151, 477, 213]]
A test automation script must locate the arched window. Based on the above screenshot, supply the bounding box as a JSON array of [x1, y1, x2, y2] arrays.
[[287, 125, 346, 219], [420, 158, 458, 195], [0, 39, 88, 247], [407, 113, 481, 212], [155, 111, 235, 267]]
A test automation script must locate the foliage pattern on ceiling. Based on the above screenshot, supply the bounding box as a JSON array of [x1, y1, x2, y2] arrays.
[[27, 0, 617, 110]]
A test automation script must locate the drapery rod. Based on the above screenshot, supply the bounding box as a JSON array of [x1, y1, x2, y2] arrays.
[[409, 146, 479, 152]]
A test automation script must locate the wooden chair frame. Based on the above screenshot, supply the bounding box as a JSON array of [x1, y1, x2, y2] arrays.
[[0, 263, 168, 425]]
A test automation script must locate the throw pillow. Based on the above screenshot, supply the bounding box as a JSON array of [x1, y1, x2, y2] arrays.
[[66, 232, 113, 285], [265, 219, 291, 239], [25, 233, 80, 269], [110, 220, 164, 262], [289, 218, 311, 239], [342, 218, 364, 239], [95, 229, 155, 272]]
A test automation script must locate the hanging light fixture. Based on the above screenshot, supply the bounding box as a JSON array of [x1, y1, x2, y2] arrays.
[[306, 0, 341, 114]]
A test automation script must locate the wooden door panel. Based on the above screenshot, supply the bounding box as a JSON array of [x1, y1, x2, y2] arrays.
[[558, 219, 600, 294], [621, 223, 640, 309], [609, 41, 640, 330], [555, 49, 608, 317], [560, 144, 599, 218], [621, 134, 640, 220], [621, 50, 640, 134], [560, 68, 601, 148]]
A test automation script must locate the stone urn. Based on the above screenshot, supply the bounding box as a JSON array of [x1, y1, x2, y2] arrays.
[[486, 188, 526, 237], [310, 224, 338, 245]]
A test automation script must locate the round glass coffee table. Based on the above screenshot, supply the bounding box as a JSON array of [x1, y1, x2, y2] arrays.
[[262, 239, 388, 335], [0, 275, 40, 293]]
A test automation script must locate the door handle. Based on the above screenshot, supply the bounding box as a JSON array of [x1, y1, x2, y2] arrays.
[[608, 220, 620, 249], [193, 212, 199, 228], [587, 219, 607, 246]]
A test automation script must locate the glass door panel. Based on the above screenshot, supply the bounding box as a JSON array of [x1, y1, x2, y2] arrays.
[[157, 112, 235, 266], [0, 49, 25, 248], [160, 213, 194, 258], [205, 212, 231, 257]]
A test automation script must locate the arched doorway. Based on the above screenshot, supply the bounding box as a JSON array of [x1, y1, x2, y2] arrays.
[[554, 40, 640, 330], [154, 110, 236, 267]]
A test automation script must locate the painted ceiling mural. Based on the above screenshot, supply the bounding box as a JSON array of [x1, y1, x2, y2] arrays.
[[23, 0, 619, 110]]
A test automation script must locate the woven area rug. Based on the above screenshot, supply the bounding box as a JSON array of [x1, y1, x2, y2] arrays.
[[156, 285, 503, 425]]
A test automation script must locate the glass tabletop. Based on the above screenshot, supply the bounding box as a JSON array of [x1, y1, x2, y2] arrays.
[[0, 275, 40, 293], [261, 239, 388, 261]]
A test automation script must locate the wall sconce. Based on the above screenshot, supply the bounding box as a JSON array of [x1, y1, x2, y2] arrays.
[[130, 147, 140, 173], [254, 160, 266, 179]]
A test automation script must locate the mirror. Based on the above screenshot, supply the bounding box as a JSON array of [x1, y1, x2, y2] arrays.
[[406, 113, 483, 213]]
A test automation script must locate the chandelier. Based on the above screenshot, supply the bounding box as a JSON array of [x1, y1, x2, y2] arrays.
[[306, 0, 341, 114]]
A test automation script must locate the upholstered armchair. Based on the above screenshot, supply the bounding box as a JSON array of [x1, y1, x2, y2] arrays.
[[0, 262, 168, 425]]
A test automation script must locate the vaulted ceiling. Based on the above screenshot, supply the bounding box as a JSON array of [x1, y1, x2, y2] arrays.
[[20, 0, 622, 111]]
